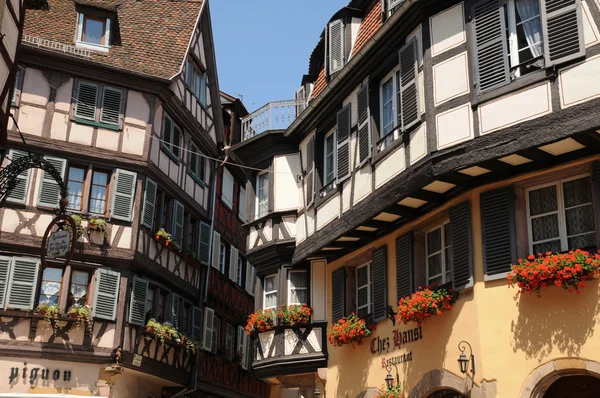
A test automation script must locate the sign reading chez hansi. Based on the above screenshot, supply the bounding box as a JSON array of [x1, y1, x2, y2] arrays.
[[370, 326, 422, 356]]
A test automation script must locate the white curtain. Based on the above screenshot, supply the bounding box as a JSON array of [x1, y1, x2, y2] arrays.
[[515, 0, 543, 58]]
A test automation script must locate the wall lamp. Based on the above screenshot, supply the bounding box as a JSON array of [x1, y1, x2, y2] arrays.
[[313, 379, 326, 398], [457, 340, 475, 375], [384, 362, 400, 390]]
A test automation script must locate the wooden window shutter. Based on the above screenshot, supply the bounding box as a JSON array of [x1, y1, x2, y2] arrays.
[[328, 19, 344, 74], [100, 86, 123, 125], [541, 0, 585, 66], [128, 276, 148, 326], [371, 246, 388, 323], [0, 256, 11, 308], [450, 202, 474, 290], [395, 232, 414, 301], [75, 81, 98, 120], [211, 231, 221, 269], [229, 247, 239, 281], [110, 169, 137, 221], [200, 73, 207, 107], [6, 149, 31, 204], [198, 222, 211, 265], [331, 267, 346, 323], [398, 37, 420, 131], [6, 257, 40, 310], [170, 293, 180, 328], [93, 268, 121, 320], [173, 124, 182, 157], [192, 306, 203, 341], [481, 187, 517, 278], [171, 200, 185, 247], [37, 156, 67, 209], [336, 104, 352, 182], [471, 0, 511, 94], [305, 136, 315, 207], [141, 177, 157, 229], [202, 307, 215, 351], [357, 82, 371, 165]]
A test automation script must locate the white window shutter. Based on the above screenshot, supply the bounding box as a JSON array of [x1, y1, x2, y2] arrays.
[[37, 156, 66, 209], [170, 293, 180, 328], [93, 268, 121, 320], [141, 177, 157, 229], [100, 86, 123, 125], [398, 37, 420, 131], [211, 231, 221, 269], [237, 325, 248, 369], [6, 257, 40, 310], [192, 306, 203, 341], [171, 200, 185, 247], [0, 256, 11, 308], [75, 81, 98, 120], [128, 276, 148, 326], [229, 247, 239, 281], [357, 82, 372, 165], [110, 169, 137, 221], [198, 222, 211, 265], [6, 149, 31, 204], [305, 136, 315, 207], [222, 168, 234, 208], [202, 307, 215, 351], [328, 19, 344, 74]]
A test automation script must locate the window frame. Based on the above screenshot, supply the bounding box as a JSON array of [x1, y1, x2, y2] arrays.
[[66, 166, 87, 213], [66, 269, 92, 309], [219, 241, 227, 275], [287, 270, 308, 306], [76, 13, 111, 51], [88, 168, 111, 216], [237, 256, 245, 287], [504, 0, 544, 80], [188, 141, 206, 186], [263, 274, 277, 311], [425, 221, 453, 286], [356, 262, 372, 317], [323, 129, 337, 188], [185, 57, 207, 107], [379, 68, 399, 140], [256, 172, 269, 219], [161, 112, 183, 162]]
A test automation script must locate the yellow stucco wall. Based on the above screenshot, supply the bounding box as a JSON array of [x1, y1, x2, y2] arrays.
[[325, 156, 600, 398]]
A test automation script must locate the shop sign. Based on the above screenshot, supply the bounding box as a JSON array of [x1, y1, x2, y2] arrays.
[[381, 352, 413, 368], [47, 230, 70, 259], [132, 354, 143, 367], [370, 326, 423, 356], [9, 362, 71, 384]]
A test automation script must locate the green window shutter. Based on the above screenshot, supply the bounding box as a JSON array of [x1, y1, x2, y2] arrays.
[[328, 19, 344, 74], [6, 149, 31, 204], [211, 231, 221, 269], [75, 81, 98, 120], [481, 187, 517, 278], [395, 232, 414, 301], [171, 200, 185, 247], [173, 124, 182, 158], [229, 247, 239, 281], [357, 82, 371, 165], [141, 177, 157, 229], [163, 114, 173, 149], [0, 256, 11, 308], [450, 202, 474, 290], [192, 306, 203, 341], [202, 307, 215, 351], [128, 276, 148, 326], [6, 257, 40, 310], [398, 37, 420, 131], [169, 293, 180, 328], [371, 246, 388, 323], [471, 0, 511, 94], [336, 104, 351, 182], [541, 0, 585, 66], [198, 222, 211, 265], [37, 156, 66, 209], [199, 152, 206, 183], [100, 86, 124, 126], [331, 267, 346, 323], [189, 143, 198, 176], [305, 136, 315, 207], [110, 169, 137, 222], [93, 268, 121, 321]]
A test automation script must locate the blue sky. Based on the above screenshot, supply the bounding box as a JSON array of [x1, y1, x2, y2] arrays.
[[211, 0, 346, 113]]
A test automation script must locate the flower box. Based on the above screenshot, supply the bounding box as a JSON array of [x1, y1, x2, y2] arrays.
[[245, 309, 275, 335], [275, 304, 312, 326], [327, 313, 375, 348], [396, 286, 454, 325]]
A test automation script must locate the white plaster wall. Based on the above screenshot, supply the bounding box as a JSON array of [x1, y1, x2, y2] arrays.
[[94, 322, 115, 348], [54, 78, 73, 113], [316, 194, 340, 230], [410, 122, 427, 165], [375, 145, 406, 189], [436, 103, 473, 149], [296, 213, 306, 244], [583, 0, 600, 47], [559, 53, 600, 108], [69, 123, 94, 146], [96, 128, 119, 151], [274, 154, 301, 211], [21, 68, 49, 106], [0, 318, 29, 341], [122, 126, 146, 155], [342, 179, 351, 213], [125, 90, 150, 126], [433, 52, 469, 105], [50, 113, 68, 141], [353, 165, 372, 205], [258, 331, 275, 359], [479, 82, 551, 134], [168, 158, 179, 182], [281, 215, 296, 238], [115, 226, 132, 249], [311, 260, 327, 322], [429, 3, 466, 57], [1, 3, 18, 61], [343, 86, 359, 126], [18, 105, 45, 136], [306, 208, 316, 237]]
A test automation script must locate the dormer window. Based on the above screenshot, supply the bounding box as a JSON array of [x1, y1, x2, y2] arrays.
[[77, 13, 111, 51], [328, 19, 345, 74]]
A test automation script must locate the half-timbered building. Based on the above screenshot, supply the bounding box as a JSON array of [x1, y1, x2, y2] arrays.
[[0, 1, 268, 397], [233, 0, 600, 396]]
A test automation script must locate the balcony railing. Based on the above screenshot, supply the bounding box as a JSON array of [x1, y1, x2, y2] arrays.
[[241, 98, 309, 141]]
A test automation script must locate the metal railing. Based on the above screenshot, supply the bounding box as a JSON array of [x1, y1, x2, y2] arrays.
[[22, 34, 92, 58], [241, 98, 309, 141]]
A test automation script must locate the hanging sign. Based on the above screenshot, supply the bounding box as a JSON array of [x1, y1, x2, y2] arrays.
[[47, 230, 70, 259], [40, 214, 78, 269]]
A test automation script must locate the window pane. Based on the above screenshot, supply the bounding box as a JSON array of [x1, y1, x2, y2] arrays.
[[265, 276, 275, 292], [357, 286, 368, 307], [358, 307, 369, 318], [529, 186, 557, 216], [68, 270, 89, 307], [67, 167, 85, 211], [565, 205, 595, 236], [568, 233, 596, 250], [40, 268, 63, 305], [531, 214, 560, 242], [533, 240, 561, 255], [83, 17, 105, 45], [428, 254, 442, 278], [92, 171, 108, 186], [357, 266, 368, 287], [265, 293, 277, 308], [427, 228, 442, 254], [563, 177, 592, 208], [43, 268, 63, 282], [289, 272, 307, 289], [290, 289, 307, 304], [444, 224, 452, 247], [89, 171, 108, 214], [445, 247, 453, 274]]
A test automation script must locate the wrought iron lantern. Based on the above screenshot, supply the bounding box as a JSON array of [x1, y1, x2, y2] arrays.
[[457, 340, 475, 375]]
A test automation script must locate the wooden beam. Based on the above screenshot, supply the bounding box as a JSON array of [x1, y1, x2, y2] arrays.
[[478, 159, 513, 173], [386, 204, 417, 218], [437, 172, 473, 186], [516, 148, 555, 164], [572, 132, 600, 149], [411, 189, 444, 203], [362, 219, 392, 230], [345, 230, 376, 239]]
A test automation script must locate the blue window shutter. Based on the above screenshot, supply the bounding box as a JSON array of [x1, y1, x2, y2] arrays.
[[357, 82, 371, 165], [6, 149, 31, 204], [202, 307, 215, 351], [305, 136, 315, 207], [328, 19, 344, 74], [128, 276, 148, 326], [141, 177, 158, 229], [171, 200, 185, 247], [37, 156, 66, 209], [395, 232, 414, 301], [170, 293, 180, 328], [110, 169, 137, 222], [0, 256, 11, 308], [93, 268, 121, 321], [481, 187, 517, 278], [6, 257, 40, 310]]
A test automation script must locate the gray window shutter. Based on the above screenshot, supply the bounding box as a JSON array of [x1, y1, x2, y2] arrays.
[[128, 276, 148, 326], [189, 143, 198, 176], [170, 293, 180, 328], [357, 83, 371, 165], [328, 19, 344, 74], [141, 177, 157, 229], [371, 246, 388, 323], [229, 247, 239, 281], [472, 0, 511, 94], [198, 222, 211, 265], [481, 187, 517, 278], [331, 267, 346, 323], [171, 200, 184, 247], [110, 169, 137, 222], [163, 114, 173, 149], [192, 306, 203, 341], [37, 156, 66, 209], [336, 104, 351, 182], [305, 136, 315, 207], [398, 37, 420, 131], [75, 81, 98, 120], [0, 256, 11, 308], [6, 257, 39, 310], [395, 232, 414, 301], [93, 268, 121, 321], [541, 0, 585, 66], [211, 231, 221, 269], [450, 202, 474, 290], [173, 124, 182, 157], [6, 149, 31, 204], [100, 86, 123, 125], [202, 307, 215, 351]]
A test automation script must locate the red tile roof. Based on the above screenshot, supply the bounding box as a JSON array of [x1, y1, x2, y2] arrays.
[[310, 67, 327, 99], [23, 0, 204, 80], [352, 1, 382, 56]]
